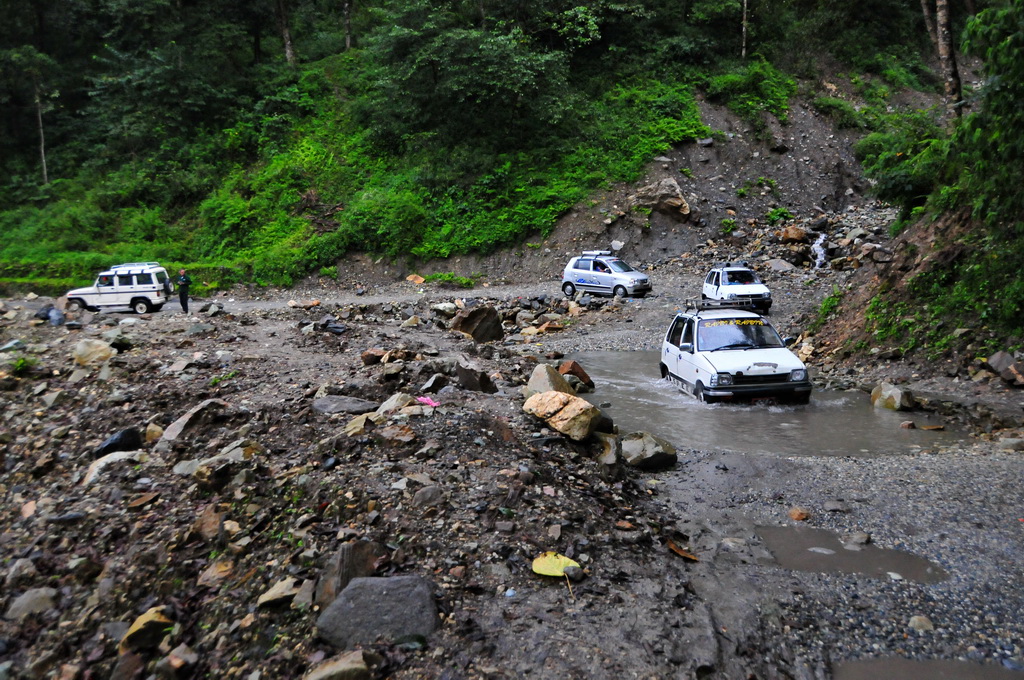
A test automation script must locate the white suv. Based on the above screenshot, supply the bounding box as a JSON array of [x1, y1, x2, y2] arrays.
[[702, 262, 772, 313], [659, 302, 811, 404], [65, 262, 173, 314], [561, 251, 652, 298]]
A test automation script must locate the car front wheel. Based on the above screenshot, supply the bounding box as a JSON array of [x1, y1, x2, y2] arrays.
[[66, 298, 86, 312], [132, 299, 153, 314], [613, 285, 627, 298], [694, 382, 717, 404], [562, 282, 576, 297]]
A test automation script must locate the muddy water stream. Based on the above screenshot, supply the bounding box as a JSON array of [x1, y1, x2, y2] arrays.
[[568, 351, 965, 456]]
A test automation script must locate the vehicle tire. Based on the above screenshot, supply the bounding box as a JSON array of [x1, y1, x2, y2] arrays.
[[613, 285, 627, 298], [562, 282, 576, 298], [132, 298, 153, 314], [700, 293, 707, 300], [694, 382, 706, 402], [659, 363, 668, 379], [694, 382, 717, 404], [66, 298, 86, 312]]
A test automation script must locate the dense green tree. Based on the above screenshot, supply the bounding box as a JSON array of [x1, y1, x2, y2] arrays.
[[958, 0, 1024, 230]]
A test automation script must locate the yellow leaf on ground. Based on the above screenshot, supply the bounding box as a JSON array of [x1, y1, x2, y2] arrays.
[[532, 551, 580, 577]]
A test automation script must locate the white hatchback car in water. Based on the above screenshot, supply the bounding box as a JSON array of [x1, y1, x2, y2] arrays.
[[659, 302, 811, 404], [65, 262, 173, 314], [701, 262, 772, 313]]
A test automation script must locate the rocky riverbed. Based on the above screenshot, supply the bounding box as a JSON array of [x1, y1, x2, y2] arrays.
[[1, 201, 1023, 680]]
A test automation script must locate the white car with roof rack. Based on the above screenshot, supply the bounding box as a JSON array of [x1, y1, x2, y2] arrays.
[[659, 299, 811, 404], [702, 261, 772, 313], [561, 250, 652, 298], [65, 262, 173, 314]]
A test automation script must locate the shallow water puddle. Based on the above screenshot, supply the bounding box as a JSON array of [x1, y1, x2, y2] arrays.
[[756, 525, 948, 583], [835, 657, 1024, 679], [568, 350, 965, 457]]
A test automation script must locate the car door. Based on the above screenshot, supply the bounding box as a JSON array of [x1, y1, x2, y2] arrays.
[[115, 273, 134, 307], [663, 316, 696, 389], [591, 259, 615, 295], [703, 271, 721, 300], [675, 318, 699, 390], [572, 258, 596, 292]]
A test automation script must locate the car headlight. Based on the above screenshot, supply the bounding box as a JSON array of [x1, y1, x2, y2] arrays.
[[790, 369, 807, 382], [764, 292, 772, 298], [710, 372, 733, 387]]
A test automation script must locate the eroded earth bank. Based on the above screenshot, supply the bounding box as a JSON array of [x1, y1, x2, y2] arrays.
[[2, 197, 1024, 680]]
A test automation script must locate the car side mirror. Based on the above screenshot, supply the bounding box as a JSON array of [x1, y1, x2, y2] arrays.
[[783, 336, 796, 347], [679, 342, 694, 353]]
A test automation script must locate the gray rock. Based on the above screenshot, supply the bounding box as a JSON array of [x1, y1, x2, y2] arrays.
[[450, 306, 503, 343], [998, 438, 1024, 452], [620, 431, 678, 470], [5, 587, 57, 620], [455, 362, 497, 393], [316, 576, 438, 649], [871, 382, 916, 411], [312, 396, 379, 415], [420, 373, 449, 394], [412, 485, 443, 507], [314, 541, 389, 609], [523, 363, 576, 400]]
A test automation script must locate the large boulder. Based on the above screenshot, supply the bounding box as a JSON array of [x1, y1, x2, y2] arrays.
[[316, 576, 438, 649], [629, 178, 690, 221], [871, 383, 916, 411], [450, 306, 504, 343], [523, 391, 603, 441], [72, 338, 117, 366], [523, 364, 576, 400], [620, 432, 678, 470]]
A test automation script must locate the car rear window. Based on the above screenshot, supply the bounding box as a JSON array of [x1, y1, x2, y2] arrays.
[[137, 273, 154, 285], [575, 259, 592, 271]]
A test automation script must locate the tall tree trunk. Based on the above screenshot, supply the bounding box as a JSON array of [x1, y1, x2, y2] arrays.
[[741, 0, 748, 59], [920, 0, 938, 51], [343, 1, 353, 50], [276, 0, 297, 66], [936, 0, 963, 116], [34, 84, 48, 185]]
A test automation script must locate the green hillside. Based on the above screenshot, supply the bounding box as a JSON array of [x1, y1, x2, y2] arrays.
[[2, 0, 1022, 345]]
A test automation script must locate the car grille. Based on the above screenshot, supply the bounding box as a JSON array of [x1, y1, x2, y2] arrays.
[[733, 373, 788, 385], [736, 293, 766, 300]]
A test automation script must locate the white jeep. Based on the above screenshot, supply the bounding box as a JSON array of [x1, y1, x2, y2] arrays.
[[65, 262, 173, 314]]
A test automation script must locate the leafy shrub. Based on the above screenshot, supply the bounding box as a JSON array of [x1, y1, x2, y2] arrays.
[[812, 97, 866, 129], [706, 59, 797, 125], [809, 286, 843, 333], [424, 272, 476, 288], [853, 108, 948, 214], [765, 207, 793, 225]]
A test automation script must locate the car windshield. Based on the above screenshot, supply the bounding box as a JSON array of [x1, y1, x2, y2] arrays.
[[724, 270, 760, 285], [697, 318, 784, 351], [608, 259, 636, 273]]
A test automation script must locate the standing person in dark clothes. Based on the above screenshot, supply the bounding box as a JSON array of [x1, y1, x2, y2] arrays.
[[176, 268, 192, 314]]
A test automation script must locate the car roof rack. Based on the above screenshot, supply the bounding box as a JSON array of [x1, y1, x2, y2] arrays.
[[581, 250, 612, 256], [681, 298, 759, 312], [712, 260, 752, 269], [111, 262, 162, 269]]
